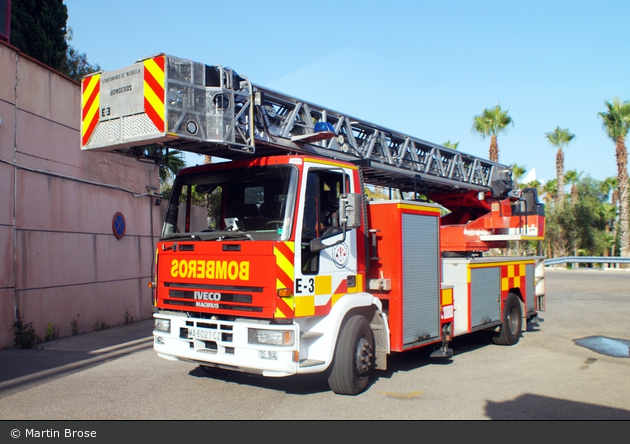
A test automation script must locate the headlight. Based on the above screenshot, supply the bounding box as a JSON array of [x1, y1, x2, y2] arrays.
[[248, 328, 294, 346], [154, 318, 170, 333]]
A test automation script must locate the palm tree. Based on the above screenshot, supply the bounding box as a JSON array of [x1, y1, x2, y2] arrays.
[[599, 97, 630, 258], [600, 202, 618, 258], [545, 126, 575, 208], [472, 104, 513, 162], [511, 164, 527, 189], [564, 169, 583, 257], [599, 176, 618, 204], [443, 140, 459, 150], [144, 146, 186, 185], [564, 169, 582, 206], [524, 179, 541, 191], [541, 179, 557, 205], [599, 176, 619, 256]]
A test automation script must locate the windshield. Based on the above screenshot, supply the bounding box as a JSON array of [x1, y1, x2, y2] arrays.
[[161, 164, 298, 241]]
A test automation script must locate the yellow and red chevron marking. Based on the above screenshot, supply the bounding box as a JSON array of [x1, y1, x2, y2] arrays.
[[501, 263, 527, 292], [81, 74, 100, 146], [143, 55, 165, 132], [311, 274, 364, 316], [274, 242, 295, 318]]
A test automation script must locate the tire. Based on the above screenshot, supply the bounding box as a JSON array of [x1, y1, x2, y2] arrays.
[[327, 315, 375, 395], [492, 293, 522, 345]]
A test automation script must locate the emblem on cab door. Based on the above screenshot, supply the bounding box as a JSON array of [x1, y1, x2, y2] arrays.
[[332, 243, 349, 269]]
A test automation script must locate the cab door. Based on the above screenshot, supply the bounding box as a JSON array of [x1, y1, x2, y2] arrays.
[[294, 165, 359, 316]]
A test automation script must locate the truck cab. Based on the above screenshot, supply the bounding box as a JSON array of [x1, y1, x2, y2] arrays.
[[153, 155, 383, 390]]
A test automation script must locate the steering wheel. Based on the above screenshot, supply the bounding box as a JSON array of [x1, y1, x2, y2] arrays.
[[266, 220, 283, 229]]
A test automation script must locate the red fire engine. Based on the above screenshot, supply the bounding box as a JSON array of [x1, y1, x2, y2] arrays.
[[81, 54, 546, 395]]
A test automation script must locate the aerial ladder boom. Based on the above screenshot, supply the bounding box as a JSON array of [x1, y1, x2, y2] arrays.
[[81, 53, 543, 250]]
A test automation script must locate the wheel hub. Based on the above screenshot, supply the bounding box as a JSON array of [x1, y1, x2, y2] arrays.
[[355, 336, 373, 375]]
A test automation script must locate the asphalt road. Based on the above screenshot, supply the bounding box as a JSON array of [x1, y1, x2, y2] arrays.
[[0, 268, 628, 420]]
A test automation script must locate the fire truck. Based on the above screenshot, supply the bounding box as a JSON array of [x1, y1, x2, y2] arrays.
[[81, 54, 546, 395]]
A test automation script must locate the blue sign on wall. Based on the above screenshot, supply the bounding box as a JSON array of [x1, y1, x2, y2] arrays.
[[112, 212, 126, 239]]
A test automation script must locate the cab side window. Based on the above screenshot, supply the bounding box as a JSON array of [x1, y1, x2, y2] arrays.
[[301, 170, 346, 274]]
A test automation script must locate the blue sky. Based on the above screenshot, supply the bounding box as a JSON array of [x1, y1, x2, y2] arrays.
[[65, 0, 630, 185]]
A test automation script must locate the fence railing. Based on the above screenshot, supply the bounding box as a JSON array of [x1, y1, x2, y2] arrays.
[[544, 256, 630, 266]]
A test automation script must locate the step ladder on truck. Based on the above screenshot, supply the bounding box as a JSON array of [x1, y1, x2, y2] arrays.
[[81, 54, 546, 395]]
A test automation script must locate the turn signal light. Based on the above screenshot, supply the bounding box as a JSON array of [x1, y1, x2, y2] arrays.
[[277, 288, 293, 298]]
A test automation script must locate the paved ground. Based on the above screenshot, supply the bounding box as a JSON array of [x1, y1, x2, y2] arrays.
[[0, 320, 153, 400], [0, 268, 628, 421]]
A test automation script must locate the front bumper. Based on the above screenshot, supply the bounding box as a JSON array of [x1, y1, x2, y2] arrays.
[[152, 313, 300, 377]]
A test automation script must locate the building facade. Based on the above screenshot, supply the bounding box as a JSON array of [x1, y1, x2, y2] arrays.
[[0, 41, 160, 348]]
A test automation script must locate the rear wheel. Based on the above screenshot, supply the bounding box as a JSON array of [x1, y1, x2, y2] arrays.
[[327, 315, 374, 395], [492, 293, 522, 345]]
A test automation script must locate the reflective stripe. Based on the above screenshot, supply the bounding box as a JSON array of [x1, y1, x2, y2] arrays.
[[81, 74, 100, 145], [274, 242, 295, 318], [143, 55, 165, 132]]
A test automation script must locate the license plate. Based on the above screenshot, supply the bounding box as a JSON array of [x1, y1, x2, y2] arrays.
[[188, 328, 221, 341]]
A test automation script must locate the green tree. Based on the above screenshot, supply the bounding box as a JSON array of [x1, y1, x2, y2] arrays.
[[10, 2, 99, 81], [10, 0, 68, 72], [571, 176, 606, 257], [472, 104, 513, 162], [599, 97, 630, 258], [545, 126, 575, 208], [62, 28, 100, 81], [544, 175, 610, 261], [544, 203, 572, 259]]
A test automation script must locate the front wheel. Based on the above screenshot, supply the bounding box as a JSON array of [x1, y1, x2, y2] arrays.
[[327, 315, 375, 395], [492, 293, 522, 345]]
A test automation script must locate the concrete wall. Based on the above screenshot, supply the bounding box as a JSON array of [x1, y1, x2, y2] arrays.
[[0, 41, 161, 348]]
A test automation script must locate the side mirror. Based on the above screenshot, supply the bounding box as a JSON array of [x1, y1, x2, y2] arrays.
[[340, 193, 362, 229], [309, 193, 363, 253]]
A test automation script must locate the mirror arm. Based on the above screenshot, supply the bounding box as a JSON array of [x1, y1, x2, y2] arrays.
[[309, 223, 347, 252]]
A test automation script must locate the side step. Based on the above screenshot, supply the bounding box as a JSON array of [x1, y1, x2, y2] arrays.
[[430, 347, 454, 358], [299, 359, 325, 368], [430, 324, 454, 358], [299, 331, 325, 367]]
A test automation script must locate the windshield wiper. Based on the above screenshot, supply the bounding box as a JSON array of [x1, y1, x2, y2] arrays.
[[162, 233, 202, 241], [163, 231, 254, 242], [217, 232, 254, 241]]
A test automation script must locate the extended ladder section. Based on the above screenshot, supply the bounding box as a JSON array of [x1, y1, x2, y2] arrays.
[[81, 54, 543, 251], [81, 53, 515, 200]]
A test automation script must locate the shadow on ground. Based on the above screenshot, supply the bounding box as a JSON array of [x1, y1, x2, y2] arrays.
[[485, 394, 630, 420], [187, 333, 501, 395]]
